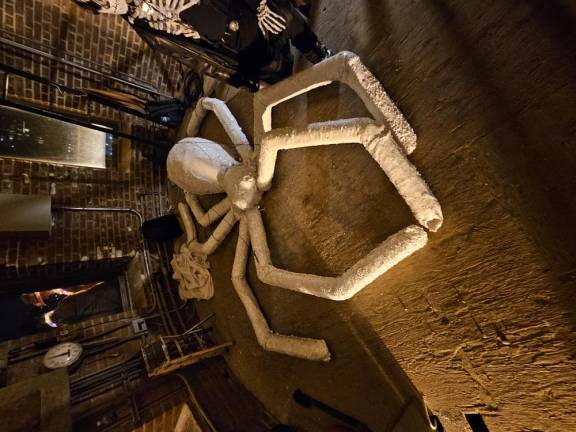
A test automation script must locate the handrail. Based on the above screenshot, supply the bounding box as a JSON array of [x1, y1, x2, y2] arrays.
[[0, 35, 169, 98]]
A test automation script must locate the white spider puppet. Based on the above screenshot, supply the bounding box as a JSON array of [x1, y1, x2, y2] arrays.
[[167, 52, 444, 362]]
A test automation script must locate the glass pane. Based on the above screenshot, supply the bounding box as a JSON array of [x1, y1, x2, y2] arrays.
[[0, 105, 106, 169]]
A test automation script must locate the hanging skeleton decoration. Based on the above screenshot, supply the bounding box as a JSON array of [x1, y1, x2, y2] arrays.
[[79, 0, 286, 39], [257, 0, 287, 35]]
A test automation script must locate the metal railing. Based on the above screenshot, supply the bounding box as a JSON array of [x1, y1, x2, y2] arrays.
[[0, 29, 177, 148], [0, 30, 170, 98]]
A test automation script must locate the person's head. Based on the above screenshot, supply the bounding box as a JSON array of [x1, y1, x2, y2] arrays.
[[74, 0, 129, 15]]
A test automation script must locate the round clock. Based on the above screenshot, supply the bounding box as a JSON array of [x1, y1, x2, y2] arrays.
[[43, 342, 84, 370]]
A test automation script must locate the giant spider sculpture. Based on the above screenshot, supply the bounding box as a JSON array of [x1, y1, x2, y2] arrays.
[[168, 52, 443, 362]]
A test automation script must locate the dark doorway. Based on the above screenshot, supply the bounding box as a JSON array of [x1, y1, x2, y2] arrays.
[[0, 278, 124, 342]]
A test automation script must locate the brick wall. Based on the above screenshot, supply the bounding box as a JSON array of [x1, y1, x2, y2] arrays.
[[0, 4, 278, 430], [0, 157, 165, 284], [0, 0, 180, 285], [0, 0, 181, 116], [0, 311, 277, 431], [0, 309, 201, 429], [0, 311, 143, 414], [76, 375, 192, 431], [2, 310, 136, 383]]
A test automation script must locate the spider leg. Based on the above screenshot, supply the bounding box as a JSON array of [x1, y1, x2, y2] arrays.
[[246, 208, 428, 301], [186, 98, 253, 162], [249, 53, 444, 301], [258, 118, 443, 231], [185, 193, 230, 227], [178, 203, 238, 255], [253, 51, 416, 155], [232, 217, 331, 361]]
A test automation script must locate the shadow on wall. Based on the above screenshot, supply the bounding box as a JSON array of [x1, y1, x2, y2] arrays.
[[421, 0, 576, 351], [273, 298, 436, 431], [422, 0, 576, 269], [368, 0, 576, 347], [346, 307, 435, 430]]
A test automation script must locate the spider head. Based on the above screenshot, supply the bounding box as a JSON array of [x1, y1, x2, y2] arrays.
[[220, 164, 262, 211]]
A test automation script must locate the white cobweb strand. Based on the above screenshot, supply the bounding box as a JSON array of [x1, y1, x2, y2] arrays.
[[170, 202, 214, 301]]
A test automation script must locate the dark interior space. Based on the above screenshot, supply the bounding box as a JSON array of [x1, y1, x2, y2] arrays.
[[0, 1, 575, 431]]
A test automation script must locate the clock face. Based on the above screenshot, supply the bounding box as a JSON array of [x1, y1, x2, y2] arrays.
[[43, 342, 83, 369]]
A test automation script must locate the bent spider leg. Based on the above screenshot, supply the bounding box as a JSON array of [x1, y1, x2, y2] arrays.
[[232, 217, 331, 361], [246, 208, 428, 301], [253, 51, 417, 155], [258, 118, 443, 231], [185, 193, 231, 227], [187, 98, 253, 162], [178, 203, 239, 256], [178, 202, 198, 243]]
